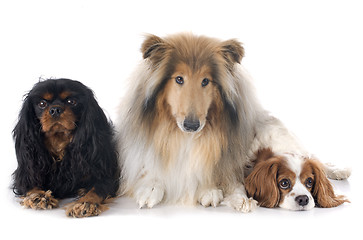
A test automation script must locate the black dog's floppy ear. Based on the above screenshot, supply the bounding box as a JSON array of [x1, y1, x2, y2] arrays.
[[12, 94, 46, 195], [220, 39, 244, 66], [141, 34, 169, 65]]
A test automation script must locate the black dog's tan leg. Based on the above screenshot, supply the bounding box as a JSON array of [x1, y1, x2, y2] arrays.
[[65, 189, 109, 218], [21, 188, 59, 210]]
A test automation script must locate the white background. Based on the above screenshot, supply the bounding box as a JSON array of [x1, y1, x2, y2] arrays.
[[1, 0, 362, 239]]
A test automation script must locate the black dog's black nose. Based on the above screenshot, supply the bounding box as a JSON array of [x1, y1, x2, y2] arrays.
[[49, 106, 64, 118], [183, 117, 200, 132], [295, 195, 309, 206]]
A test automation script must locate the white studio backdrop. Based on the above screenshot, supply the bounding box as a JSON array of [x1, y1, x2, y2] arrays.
[[0, 1, 362, 239]]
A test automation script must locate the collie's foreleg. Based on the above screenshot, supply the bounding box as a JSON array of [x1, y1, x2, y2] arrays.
[[222, 183, 258, 212], [134, 179, 165, 208]]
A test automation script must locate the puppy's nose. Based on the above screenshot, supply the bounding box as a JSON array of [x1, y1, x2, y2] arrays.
[[49, 106, 64, 118], [295, 195, 309, 206], [183, 116, 200, 132]]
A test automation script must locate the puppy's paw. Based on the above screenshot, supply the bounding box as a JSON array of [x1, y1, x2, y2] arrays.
[[198, 189, 223, 207], [66, 202, 108, 218], [324, 163, 352, 180], [21, 189, 59, 210], [222, 194, 258, 213], [135, 185, 164, 209]]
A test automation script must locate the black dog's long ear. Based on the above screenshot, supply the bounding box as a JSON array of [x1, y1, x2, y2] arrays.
[[70, 89, 119, 197], [141, 34, 169, 65], [72, 90, 110, 143], [220, 39, 244, 67], [12, 95, 46, 195]]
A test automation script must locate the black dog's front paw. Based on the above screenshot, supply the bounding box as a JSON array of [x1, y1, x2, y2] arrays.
[[21, 189, 59, 210]]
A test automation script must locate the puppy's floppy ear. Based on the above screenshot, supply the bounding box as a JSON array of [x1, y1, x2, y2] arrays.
[[141, 34, 169, 65], [245, 158, 281, 208], [220, 39, 244, 65], [307, 159, 349, 208]]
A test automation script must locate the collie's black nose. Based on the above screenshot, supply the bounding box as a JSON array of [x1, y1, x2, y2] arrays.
[[49, 106, 64, 118], [183, 117, 200, 132], [295, 195, 309, 206]]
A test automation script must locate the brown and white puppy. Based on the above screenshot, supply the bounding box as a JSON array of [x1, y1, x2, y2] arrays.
[[245, 149, 349, 210]]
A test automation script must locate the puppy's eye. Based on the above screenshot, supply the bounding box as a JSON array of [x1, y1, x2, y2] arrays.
[[175, 76, 184, 85], [201, 78, 209, 87], [279, 179, 291, 190], [305, 177, 314, 188], [38, 100, 47, 109], [67, 99, 77, 106]]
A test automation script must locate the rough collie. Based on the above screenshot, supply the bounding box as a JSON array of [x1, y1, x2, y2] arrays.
[[116, 33, 349, 212]]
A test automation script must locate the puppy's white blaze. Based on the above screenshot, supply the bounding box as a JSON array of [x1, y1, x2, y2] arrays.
[[284, 154, 303, 176]]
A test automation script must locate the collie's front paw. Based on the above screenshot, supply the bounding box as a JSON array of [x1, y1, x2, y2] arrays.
[[198, 189, 223, 207], [135, 185, 164, 209], [223, 194, 257, 213]]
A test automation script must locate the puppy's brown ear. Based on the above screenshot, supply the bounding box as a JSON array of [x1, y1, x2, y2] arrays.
[[245, 158, 281, 208], [307, 159, 349, 208], [141, 34, 169, 65], [220, 39, 244, 65]]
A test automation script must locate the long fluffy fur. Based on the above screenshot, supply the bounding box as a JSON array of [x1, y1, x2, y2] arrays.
[[116, 33, 312, 211], [13, 79, 120, 201]]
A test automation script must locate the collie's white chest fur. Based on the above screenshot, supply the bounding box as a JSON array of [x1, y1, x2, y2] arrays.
[[161, 134, 206, 204], [122, 130, 213, 206]]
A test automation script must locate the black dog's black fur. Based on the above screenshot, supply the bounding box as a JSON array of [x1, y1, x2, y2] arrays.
[[12, 79, 120, 200]]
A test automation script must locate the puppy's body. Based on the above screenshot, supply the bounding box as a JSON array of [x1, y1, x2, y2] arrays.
[[13, 79, 120, 217]]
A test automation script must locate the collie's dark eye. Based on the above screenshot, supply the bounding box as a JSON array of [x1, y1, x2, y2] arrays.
[[279, 179, 291, 190], [38, 100, 47, 109], [67, 99, 77, 106], [201, 78, 209, 87], [305, 177, 314, 188], [175, 76, 184, 85]]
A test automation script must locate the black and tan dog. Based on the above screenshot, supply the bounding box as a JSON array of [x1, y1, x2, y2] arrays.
[[12, 78, 120, 217]]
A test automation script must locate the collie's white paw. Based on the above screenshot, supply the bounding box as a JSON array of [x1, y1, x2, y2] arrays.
[[223, 194, 258, 213], [135, 185, 164, 209], [198, 189, 223, 207]]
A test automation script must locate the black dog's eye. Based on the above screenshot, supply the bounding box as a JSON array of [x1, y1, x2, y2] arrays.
[[201, 78, 209, 87], [67, 99, 77, 106], [175, 76, 184, 85], [305, 177, 314, 188], [38, 100, 48, 109], [279, 179, 291, 190]]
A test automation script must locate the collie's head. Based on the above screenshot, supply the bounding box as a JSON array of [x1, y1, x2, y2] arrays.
[[140, 33, 244, 133]]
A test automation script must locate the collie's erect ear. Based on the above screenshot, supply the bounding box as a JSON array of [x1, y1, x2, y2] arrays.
[[220, 39, 244, 65], [141, 34, 169, 65], [245, 158, 281, 208], [307, 159, 349, 208]]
